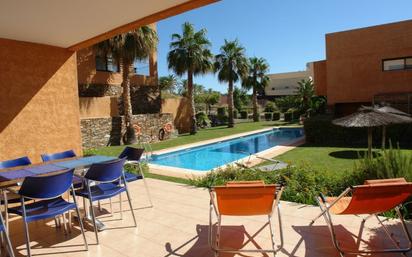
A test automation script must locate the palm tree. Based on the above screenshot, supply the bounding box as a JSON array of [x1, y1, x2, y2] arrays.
[[242, 57, 270, 122], [159, 75, 180, 94], [214, 40, 248, 127], [96, 26, 158, 144], [297, 78, 315, 115], [167, 22, 213, 134]]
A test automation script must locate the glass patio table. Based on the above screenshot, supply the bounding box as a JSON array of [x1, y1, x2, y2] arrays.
[[0, 155, 118, 230]]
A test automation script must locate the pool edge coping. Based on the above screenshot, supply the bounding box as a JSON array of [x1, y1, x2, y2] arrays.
[[148, 126, 305, 179]]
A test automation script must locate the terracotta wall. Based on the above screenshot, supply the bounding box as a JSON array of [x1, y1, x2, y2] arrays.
[[77, 47, 157, 88], [161, 97, 191, 133], [325, 20, 412, 106], [312, 60, 327, 96], [79, 97, 119, 118], [0, 38, 82, 163]]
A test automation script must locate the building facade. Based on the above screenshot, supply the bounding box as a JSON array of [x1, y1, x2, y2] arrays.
[[264, 63, 313, 99], [314, 20, 412, 116]]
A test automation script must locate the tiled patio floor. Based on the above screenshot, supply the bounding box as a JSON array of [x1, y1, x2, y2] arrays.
[[3, 178, 412, 257]]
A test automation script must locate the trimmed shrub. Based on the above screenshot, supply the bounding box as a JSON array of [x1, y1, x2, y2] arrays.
[[264, 112, 272, 121], [240, 110, 248, 119], [304, 115, 412, 147], [272, 112, 280, 121], [233, 109, 238, 119], [217, 107, 226, 116], [284, 112, 292, 122]]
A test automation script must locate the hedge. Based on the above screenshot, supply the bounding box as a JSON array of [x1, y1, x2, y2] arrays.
[[272, 112, 280, 121], [304, 115, 412, 147], [217, 107, 226, 116], [264, 112, 272, 121], [240, 110, 248, 119]]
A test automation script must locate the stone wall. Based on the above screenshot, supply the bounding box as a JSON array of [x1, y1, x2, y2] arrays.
[[80, 113, 174, 149]]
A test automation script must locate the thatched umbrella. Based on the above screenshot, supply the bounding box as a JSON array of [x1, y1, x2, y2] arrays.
[[332, 106, 410, 157], [377, 106, 412, 148]]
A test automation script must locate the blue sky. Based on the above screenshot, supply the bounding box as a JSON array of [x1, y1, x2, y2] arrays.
[[156, 0, 412, 93]]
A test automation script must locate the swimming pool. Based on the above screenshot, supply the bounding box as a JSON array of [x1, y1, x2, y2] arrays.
[[150, 128, 304, 171]]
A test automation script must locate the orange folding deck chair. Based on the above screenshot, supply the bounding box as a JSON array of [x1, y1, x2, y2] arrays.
[[208, 180, 284, 257], [311, 178, 412, 256]]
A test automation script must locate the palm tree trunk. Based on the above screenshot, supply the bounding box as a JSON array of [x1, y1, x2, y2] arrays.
[[228, 79, 234, 128], [188, 70, 197, 134], [122, 59, 137, 144], [252, 87, 259, 122]]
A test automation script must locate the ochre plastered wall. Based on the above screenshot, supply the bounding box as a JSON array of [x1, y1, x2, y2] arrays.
[[325, 20, 412, 106], [161, 97, 191, 133], [312, 60, 327, 97], [79, 97, 119, 118], [0, 38, 82, 163]]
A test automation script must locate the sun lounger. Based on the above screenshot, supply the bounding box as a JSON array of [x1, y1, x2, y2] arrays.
[[208, 180, 284, 256], [311, 178, 412, 256]]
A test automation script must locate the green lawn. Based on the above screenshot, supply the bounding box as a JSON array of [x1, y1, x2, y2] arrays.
[[85, 120, 299, 156], [265, 144, 412, 173]]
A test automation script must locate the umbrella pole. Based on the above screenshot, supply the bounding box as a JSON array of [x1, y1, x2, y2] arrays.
[[382, 126, 386, 149], [368, 127, 372, 158]]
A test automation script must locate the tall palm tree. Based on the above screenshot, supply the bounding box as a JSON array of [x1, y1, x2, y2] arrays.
[[167, 22, 213, 134], [214, 39, 248, 127], [96, 26, 158, 144], [242, 57, 270, 122]]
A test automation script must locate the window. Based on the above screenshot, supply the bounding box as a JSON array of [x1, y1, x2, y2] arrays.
[[383, 57, 412, 71], [406, 58, 412, 69], [95, 54, 119, 72]]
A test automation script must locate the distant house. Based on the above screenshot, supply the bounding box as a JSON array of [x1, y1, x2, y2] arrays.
[[264, 63, 313, 100], [312, 19, 412, 116]]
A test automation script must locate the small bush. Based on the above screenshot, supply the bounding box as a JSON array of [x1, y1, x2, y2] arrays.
[[233, 109, 238, 119], [272, 112, 280, 121], [217, 107, 226, 116], [189, 164, 365, 205], [195, 112, 211, 128], [355, 144, 412, 181], [264, 102, 276, 112], [240, 110, 248, 119], [264, 112, 272, 121]]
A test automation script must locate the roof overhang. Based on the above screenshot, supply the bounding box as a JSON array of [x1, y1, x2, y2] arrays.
[[0, 0, 218, 51]]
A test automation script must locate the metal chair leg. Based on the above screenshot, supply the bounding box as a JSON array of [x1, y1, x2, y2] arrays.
[[88, 198, 99, 244], [74, 202, 88, 251], [119, 194, 123, 220], [124, 187, 137, 227], [109, 198, 113, 215], [98, 201, 102, 212], [20, 198, 32, 257], [138, 163, 153, 207], [3, 230, 14, 257], [86, 183, 99, 244]]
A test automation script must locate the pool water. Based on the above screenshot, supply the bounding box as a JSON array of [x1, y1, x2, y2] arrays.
[[150, 128, 304, 171]]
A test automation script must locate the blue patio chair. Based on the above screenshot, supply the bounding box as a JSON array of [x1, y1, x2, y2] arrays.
[[0, 208, 15, 257], [0, 156, 32, 230], [41, 150, 82, 187], [73, 158, 136, 244], [0, 156, 31, 169], [40, 149, 76, 162], [8, 169, 88, 257], [118, 147, 153, 207]]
